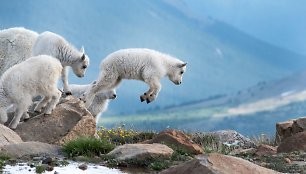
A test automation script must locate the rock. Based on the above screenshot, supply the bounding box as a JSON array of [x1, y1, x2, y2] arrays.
[[45, 165, 54, 172], [229, 148, 256, 156], [160, 153, 282, 174], [277, 131, 306, 153], [209, 130, 255, 148], [284, 158, 291, 164], [42, 157, 53, 165], [78, 163, 88, 170], [144, 129, 203, 155], [0, 124, 23, 147], [0, 141, 61, 158], [275, 117, 306, 145], [255, 144, 277, 156], [107, 143, 174, 161], [14, 96, 96, 145]]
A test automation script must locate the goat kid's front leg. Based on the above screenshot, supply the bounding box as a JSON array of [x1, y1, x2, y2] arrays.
[[34, 96, 51, 113], [140, 80, 161, 104], [62, 66, 72, 95], [43, 90, 61, 115]]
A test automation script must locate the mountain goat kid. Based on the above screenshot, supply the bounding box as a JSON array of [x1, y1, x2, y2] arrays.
[[81, 48, 187, 106], [69, 82, 116, 117], [32, 31, 90, 95], [0, 27, 39, 76], [0, 55, 62, 129]]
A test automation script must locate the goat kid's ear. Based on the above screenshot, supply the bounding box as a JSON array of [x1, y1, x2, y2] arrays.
[[81, 54, 85, 61], [178, 62, 187, 68], [80, 46, 85, 53]]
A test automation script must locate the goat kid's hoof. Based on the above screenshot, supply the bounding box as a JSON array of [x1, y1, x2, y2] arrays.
[[79, 98, 86, 103], [65, 91, 72, 96], [23, 118, 30, 122], [140, 96, 145, 102], [146, 99, 151, 104], [34, 110, 41, 114], [9, 125, 17, 130]]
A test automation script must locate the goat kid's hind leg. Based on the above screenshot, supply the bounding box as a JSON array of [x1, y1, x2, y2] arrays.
[[9, 102, 29, 129], [43, 90, 61, 115], [0, 107, 8, 124], [84, 76, 119, 108], [34, 96, 51, 113]]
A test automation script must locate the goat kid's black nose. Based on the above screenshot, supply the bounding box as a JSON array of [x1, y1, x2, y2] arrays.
[[113, 94, 117, 98]]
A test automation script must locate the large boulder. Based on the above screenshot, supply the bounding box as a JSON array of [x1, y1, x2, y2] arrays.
[[277, 131, 306, 153], [0, 124, 23, 147], [107, 143, 173, 161], [0, 141, 61, 158], [14, 96, 96, 145], [275, 117, 306, 145], [144, 129, 203, 155], [160, 153, 283, 174]]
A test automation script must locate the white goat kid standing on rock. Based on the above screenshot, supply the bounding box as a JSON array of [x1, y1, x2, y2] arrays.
[[32, 31, 90, 95], [82, 48, 187, 106], [69, 81, 117, 117], [0, 55, 62, 129]]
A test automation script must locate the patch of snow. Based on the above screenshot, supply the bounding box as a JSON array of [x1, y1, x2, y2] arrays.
[[280, 90, 295, 97], [3, 162, 126, 174], [214, 90, 306, 117]]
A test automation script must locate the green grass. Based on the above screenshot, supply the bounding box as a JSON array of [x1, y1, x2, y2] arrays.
[[191, 133, 236, 155], [35, 165, 46, 174], [97, 126, 156, 145], [0, 154, 11, 170], [149, 160, 170, 171], [62, 137, 115, 158], [251, 133, 276, 146]]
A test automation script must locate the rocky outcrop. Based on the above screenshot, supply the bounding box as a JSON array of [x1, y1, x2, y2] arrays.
[[144, 129, 203, 155], [277, 131, 306, 153], [160, 153, 283, 174], [0, 141, 61, 158], [193, 130, 255, 148], [275, 117, 306, 145], [14, 96, 96, 145], [0, 124, 23, 147], [255, 144, 277, 156], [107, 143, 173, 161]]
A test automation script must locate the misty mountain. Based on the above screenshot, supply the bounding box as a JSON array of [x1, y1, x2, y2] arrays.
[[155, 69, 306, 135], [1, 0, 305, 115]]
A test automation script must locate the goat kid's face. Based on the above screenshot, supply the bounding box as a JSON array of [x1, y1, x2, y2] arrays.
[[72, 48, 90, 78], [169, 62, 187, 85], [97, 89, 117, 100]]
